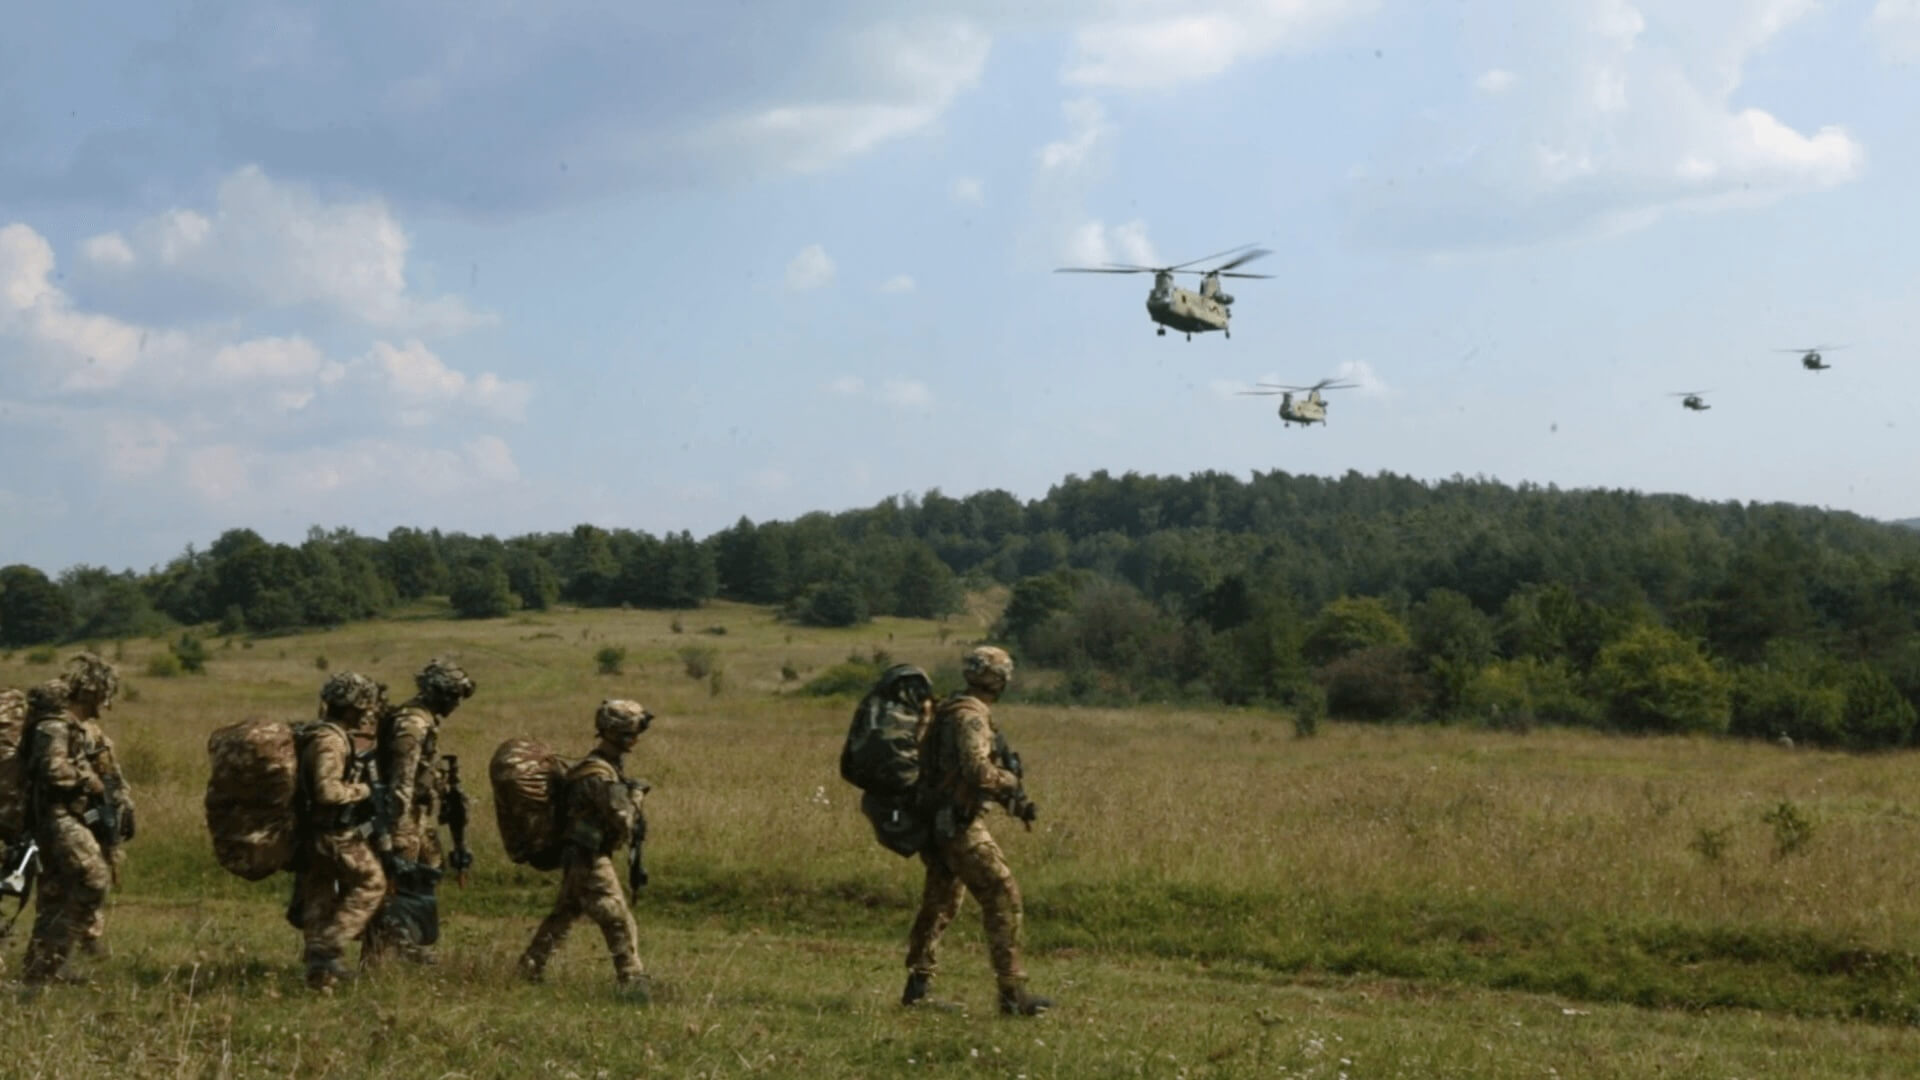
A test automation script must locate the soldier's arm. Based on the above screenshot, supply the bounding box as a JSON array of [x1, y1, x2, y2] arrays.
[[94, 729, 135, 807], [589, 772, 637, 850], [308, 731, 372, 808], [386, 713, 425, 812], [953, 710, 1021, 801], [33, 720, 99, 795]]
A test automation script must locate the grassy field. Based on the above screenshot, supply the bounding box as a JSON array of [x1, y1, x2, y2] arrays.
[[5, 599, 1920, 1077]]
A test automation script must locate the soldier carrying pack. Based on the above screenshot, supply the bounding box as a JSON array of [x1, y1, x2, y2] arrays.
[[489, 738, 575, 871], [839, 664, 936, 857]]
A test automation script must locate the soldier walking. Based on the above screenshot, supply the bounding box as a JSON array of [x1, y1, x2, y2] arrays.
[[19, 679, 121, 988], [365, 657, 475, 966], [903, 646, 1053, 1016], [517, 700, 652, 995], [295, 673, 388, 991], [43, 653, 134, 963]]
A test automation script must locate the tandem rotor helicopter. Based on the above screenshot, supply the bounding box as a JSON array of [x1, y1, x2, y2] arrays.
[[1236, 377, 1358, 427], [1055, 243, 1273, 340], [1777, 345, 1844, 371]]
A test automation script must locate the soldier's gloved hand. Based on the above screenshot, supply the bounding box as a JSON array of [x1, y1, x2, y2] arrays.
[[120, 804, 136, 841], [85, 776, 107, 798], [1006, 792, 1039, 825]]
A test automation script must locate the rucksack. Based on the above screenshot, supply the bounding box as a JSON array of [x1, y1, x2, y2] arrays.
[[204, 718, 320, 881], [489, 738, 574, 871], [839, 664, 935, 857], [0, 690, 27, 842]]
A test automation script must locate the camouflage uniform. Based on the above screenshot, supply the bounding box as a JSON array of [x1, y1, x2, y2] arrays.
[[365, 657, 474, 965], [904, 647, 1052, 1015], [297, 673, 386, 991], [20, 680, 114, 986], [518, 700, 651, 992], [50, 654, 134, 960]]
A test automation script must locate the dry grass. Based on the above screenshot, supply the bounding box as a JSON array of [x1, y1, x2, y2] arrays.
[[4, 601, 1920, 1076]]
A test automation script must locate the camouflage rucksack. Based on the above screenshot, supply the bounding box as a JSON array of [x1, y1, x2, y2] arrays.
[[0, 690, 28, 842], [839, 664, 935, 857], [489, 738, 575, 871], [204, 718, 325, 880]]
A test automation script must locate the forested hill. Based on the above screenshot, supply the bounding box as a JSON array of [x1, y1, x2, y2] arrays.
[[6, 469, 1920, 747]]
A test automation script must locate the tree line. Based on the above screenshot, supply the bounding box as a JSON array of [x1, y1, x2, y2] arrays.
[[6, 469, 1920, 747]]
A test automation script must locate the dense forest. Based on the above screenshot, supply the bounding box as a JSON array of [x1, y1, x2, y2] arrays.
[[6, 469, 1920, 748]]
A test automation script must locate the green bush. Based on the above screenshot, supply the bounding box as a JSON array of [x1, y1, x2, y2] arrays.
[[798, 661, 882, 698], [1321, 645, 1428, 721], [1590, 624, 1730, 734], [678, 645, 719, 680], [172, 633, 208, 674], [145, 653, 182, 678], [24, 647, 56, 665], [595, 645, 627, 675]]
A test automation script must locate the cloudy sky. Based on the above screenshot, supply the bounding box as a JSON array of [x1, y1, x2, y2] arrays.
[[4, 0, 1917, 574]]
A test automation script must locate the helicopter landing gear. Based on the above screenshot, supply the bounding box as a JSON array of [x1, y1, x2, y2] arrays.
[[1225, 329, 1230, 339], [1185, 332, 1192, 341], [1156, 327, 1165, 337]]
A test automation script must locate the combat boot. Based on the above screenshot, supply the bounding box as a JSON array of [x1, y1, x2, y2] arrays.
[[998, 985, 1054, 1017], [516, 952, 546, 984], [615, 972, 652, 1003], [901, 972, 931, 1006], [305, 951, 351, 992]]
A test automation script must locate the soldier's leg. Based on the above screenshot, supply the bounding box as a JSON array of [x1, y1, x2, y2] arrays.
[[309, 837, 385, 988], [948, 823, 1025, 991], [24, 817, 111, 984], [576, 856, 644, 986], [905, 847, 965, 980], [519, 862, 586, 982]]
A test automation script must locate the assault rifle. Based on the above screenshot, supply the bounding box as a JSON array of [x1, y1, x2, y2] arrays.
[[992, 730, 1037, 831], [625, 778, 652, 899], [0, 837, 39, 935], [440, 754, 474, 887]]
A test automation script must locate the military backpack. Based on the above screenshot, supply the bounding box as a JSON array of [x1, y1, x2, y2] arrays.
[[838, 664, 935, 857], [489, 737, 575, 871], [204, 718, 332, 880], [0, 690, 28, 842]]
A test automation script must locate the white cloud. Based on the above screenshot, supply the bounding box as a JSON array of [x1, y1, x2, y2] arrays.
[[697, 18, 990, 176], [1038, 98, 1113, 174], [1061, 0, 1381, 90], [1874, 0, 1920, 62], [1475, 69, 1516, 93], [827, 375, 866, 396], [185, 444, 251, 503], [359, 339, 531, 423], [95, 165, 491, 334], [1333, 359, 1390, 397], [1065, 219, 1160, 268], [784, 244, 836, 292], [82, 232, 136, 268], [879, 379, 933, 408], [1346, 0, 1866, 250], [951, 176, 984, 204], [212, 336, 325, 380], [750, 467, 792, 493], [879, 274, 916, 294]]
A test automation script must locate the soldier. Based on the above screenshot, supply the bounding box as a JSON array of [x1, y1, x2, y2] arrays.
[[364, 656, 475, 966], [516, 699, 652, 995], [296, 672, 387, 991], [19, 679, 117, 988], [51, 653, 134, 960], [902, 646, 1053, 1016]]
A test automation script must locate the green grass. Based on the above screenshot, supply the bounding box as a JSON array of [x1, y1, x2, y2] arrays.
[[7, 600, 1920, 1076]]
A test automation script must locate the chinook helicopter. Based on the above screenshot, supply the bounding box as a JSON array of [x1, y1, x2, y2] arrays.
[[1055, 243, 1272, 340], [1776, 345, 1844, 371], [1236, 377, 1357, 427], [1669, 390, 1712, 411]]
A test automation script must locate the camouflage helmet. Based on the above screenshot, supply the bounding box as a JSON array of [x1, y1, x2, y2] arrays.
[[962, 645, 1015, 692], [595, 699, 654, 740], [26, 679, 70, 722], [414, 657, 476, 704], [62, 651, 120, 708], [319, 671, 382, 722]]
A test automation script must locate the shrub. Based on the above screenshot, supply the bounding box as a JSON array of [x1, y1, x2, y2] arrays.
[[1321, 645, 1428, 721], [596, 646, 627, 675], [671, 617, 685, 634], [314, 655, 330, 672], [780, 662, 799, 683], [145, 653, 182, 678], [799, 661, 883, 698], [172, 633, 208, 674], [678, 645, 719, 680], [24, 647, 55, 665]]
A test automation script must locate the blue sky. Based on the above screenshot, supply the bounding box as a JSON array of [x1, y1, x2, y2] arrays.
[[3, 0, 1917, 575]]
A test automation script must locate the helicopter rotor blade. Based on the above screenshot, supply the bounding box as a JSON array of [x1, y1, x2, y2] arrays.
[[1214, 248, 1273, 272], [1053, 267, 1149, 274], [1165, 243, 1263, 272], [1667, 390, 1711, 396], [1217, 272, 1274, 279]]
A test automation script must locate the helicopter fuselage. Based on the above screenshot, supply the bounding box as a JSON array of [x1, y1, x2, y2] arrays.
[[1803, 353, 1829, 370], [1277, 391, 1329, 426], [1147, 271, 1233, 338]]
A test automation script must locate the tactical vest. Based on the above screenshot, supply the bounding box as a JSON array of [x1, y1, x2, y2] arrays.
[[300, 722, 373, 834]]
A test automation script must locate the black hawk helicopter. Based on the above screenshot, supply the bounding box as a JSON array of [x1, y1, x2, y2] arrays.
[[1236, 377, 1358, 426], [1055, 243, 1272, 340], [1669, 390, 1712, 411], [1776, 345, 1844, 371]]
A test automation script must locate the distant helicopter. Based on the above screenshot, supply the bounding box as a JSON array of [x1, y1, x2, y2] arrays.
[[1776, 345, 1844, 371], [1236, 377, 1358, 426], [1669, 390, 1712, 411], [1055, 243, 1272, 340]]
